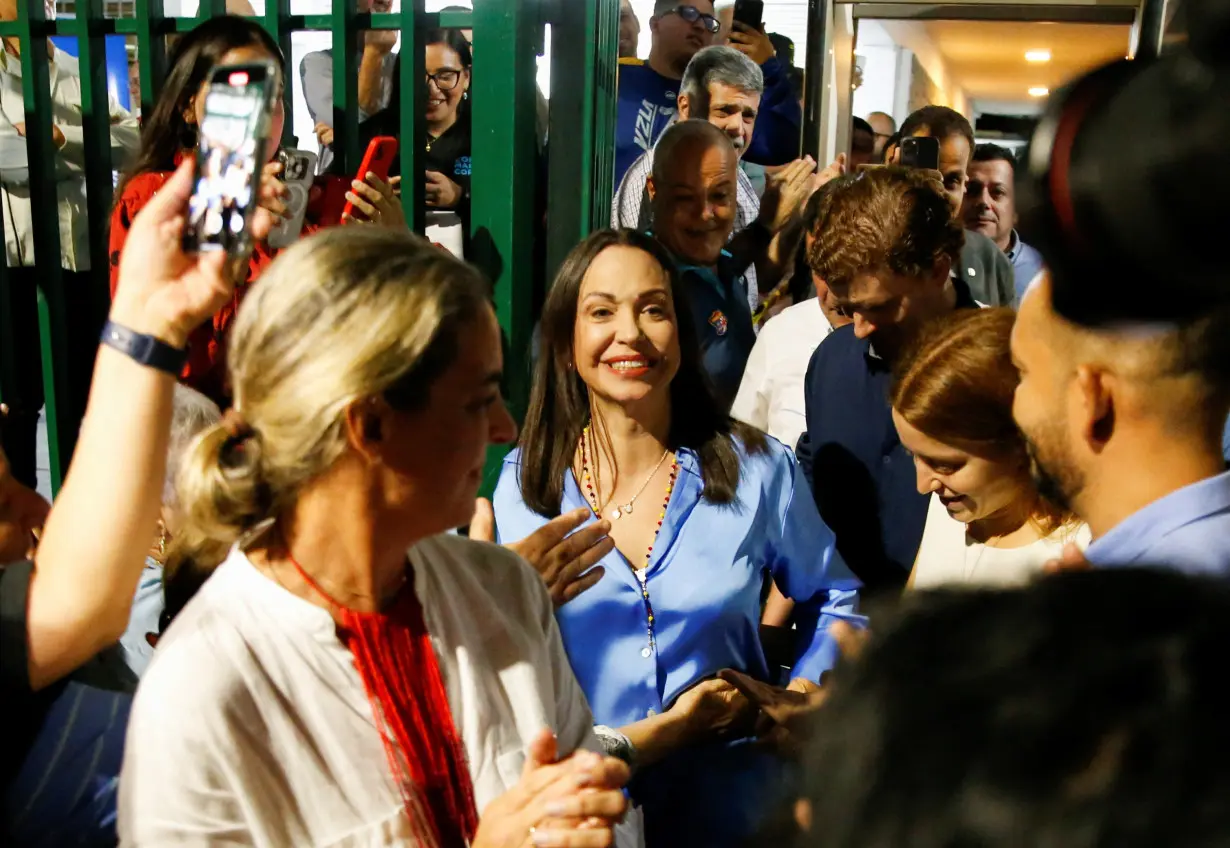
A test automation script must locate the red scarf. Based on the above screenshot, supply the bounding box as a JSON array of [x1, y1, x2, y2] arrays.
[[289, 556, 479, 846]]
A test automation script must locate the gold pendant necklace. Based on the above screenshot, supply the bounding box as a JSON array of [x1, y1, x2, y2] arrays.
[[579, 425, 669, 521]]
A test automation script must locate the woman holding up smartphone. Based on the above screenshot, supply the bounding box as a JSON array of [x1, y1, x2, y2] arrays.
[[348, 29, 473, 252], [109, 15, 403, 405]]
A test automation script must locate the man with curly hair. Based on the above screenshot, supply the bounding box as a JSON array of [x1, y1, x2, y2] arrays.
[[796, 167, 978, 594]]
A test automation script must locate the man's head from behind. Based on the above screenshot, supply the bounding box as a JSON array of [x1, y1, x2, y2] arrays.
[[678, 45, 764, 157], [867, 111, 896, 156], [1011, 274, 1230, 514], [647, 119, 739, 268], [650, 0, 718, 76], [963, 143, 1018, 251], [899, 105, 975, 218], [808, 167, 963, 358], [791, 568, 1230, 848]]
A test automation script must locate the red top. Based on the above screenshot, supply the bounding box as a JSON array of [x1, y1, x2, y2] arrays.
[[108, 165, 345, 404]]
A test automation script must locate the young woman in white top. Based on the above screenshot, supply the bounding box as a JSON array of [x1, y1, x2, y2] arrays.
[[119, 227, 631, 846], [890, 308, 1090, 590]]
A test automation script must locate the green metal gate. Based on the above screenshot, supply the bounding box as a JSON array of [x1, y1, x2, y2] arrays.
[[0, 0, 618, 494]]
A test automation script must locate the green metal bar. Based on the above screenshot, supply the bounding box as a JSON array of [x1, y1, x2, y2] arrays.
[[593, 0, 620, 223], [16, 1, 70, 490], [398, 0, 426, 234], [544, 0, 619, 281], [331, 0, 360, 175], [470, 0, 540, 494], [257, 0, 295, 146], [134, 0, 167, 116], [65, 0, 116, 305]]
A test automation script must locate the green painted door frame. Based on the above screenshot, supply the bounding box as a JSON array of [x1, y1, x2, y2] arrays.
[[0, 0, 618, 496]]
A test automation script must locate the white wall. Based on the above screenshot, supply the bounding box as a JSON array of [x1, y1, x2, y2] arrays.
[[875, 19, 969, 116]]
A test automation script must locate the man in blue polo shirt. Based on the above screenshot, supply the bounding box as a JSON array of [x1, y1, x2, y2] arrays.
[[797, 168, 973, 592], [647, 120, 754, 411], [1011, 275, 1230, 574]]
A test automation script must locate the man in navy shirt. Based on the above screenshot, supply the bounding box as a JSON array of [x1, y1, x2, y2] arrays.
[[647, 120, 754, 411], [797, 168, 975, 592]]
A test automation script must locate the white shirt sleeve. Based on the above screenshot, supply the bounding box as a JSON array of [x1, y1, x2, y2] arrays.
[[730, 322, 774, 433]]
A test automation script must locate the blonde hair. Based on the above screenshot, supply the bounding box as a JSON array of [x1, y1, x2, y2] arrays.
[[177, 227, 490, 558]]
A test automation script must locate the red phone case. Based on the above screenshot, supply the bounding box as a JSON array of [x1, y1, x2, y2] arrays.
[[341, 136, 399, 220]]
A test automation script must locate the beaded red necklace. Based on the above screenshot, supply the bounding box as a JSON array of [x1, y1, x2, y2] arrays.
[[578, 426, 678, 657]]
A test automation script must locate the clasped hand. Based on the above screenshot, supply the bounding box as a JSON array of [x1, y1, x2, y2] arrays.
[[474, 730, 629, 848]]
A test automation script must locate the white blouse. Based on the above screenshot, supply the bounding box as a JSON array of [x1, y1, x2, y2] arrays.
[[912, 494, 1092, 590], [118, 533, 608, 847]]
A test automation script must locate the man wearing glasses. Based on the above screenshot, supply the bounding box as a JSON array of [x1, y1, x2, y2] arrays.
[[616, 1, 803, 189], [615, 2, 720, 186]]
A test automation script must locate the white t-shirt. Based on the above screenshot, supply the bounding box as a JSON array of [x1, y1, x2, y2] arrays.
[[912, 494, 1093, 590], [119, 533, 605, 847], [731, 299, 834, 450]]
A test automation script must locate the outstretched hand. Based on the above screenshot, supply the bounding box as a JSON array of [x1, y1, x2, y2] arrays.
[[1044, 542, 1092, 573], [470, 499, 612, 607], [718, 670, 826, 758]]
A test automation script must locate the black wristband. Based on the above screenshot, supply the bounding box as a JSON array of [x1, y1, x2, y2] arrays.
[[100, 320, 188, 376]]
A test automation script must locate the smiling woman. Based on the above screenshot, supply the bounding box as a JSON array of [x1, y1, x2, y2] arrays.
[[890, 307, 1090, 590], [492, 228, 863, 847]]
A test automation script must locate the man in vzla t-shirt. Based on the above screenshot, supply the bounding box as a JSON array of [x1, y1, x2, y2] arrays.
[[614, 1, 719, 186]]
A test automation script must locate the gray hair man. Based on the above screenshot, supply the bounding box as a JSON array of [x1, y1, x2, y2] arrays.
[[613, 46, 816, 311]]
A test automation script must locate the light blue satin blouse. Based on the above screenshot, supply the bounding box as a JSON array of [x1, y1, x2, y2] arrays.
[[492, 436, 863, 845]]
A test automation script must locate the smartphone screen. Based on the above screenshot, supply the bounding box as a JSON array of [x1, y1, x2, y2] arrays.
[[900, 136, 940, 171], [183, 62, 276, 254], [733, 0, 765, 30]]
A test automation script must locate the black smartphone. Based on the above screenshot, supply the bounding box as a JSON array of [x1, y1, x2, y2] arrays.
[[900, 136, 940, 170], [183, 61, 279, 254], [733, 0, 765, 31]]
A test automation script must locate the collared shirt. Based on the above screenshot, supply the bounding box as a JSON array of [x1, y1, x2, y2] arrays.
[[493, 440, 862, 846], [673, 250, 757, 412], [611, 141, 761, 311], [797, 277, 979, 592], [960, 229, 1016, 307], [118, 558, 164, 678], [1006, 229, 1046, 301], [731, 298, 834, 449], [1085, 471, 1230, 575], [0, 51, 140, 270]]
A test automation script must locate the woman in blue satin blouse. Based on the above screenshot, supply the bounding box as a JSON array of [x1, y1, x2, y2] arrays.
[[492, 229, 863, 847]]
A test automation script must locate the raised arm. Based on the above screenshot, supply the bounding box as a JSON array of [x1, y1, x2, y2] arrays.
[[25, 159, 237, 690]]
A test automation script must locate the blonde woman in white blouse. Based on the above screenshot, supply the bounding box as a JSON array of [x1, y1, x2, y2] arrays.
[[890, 308, 1090, 590]]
